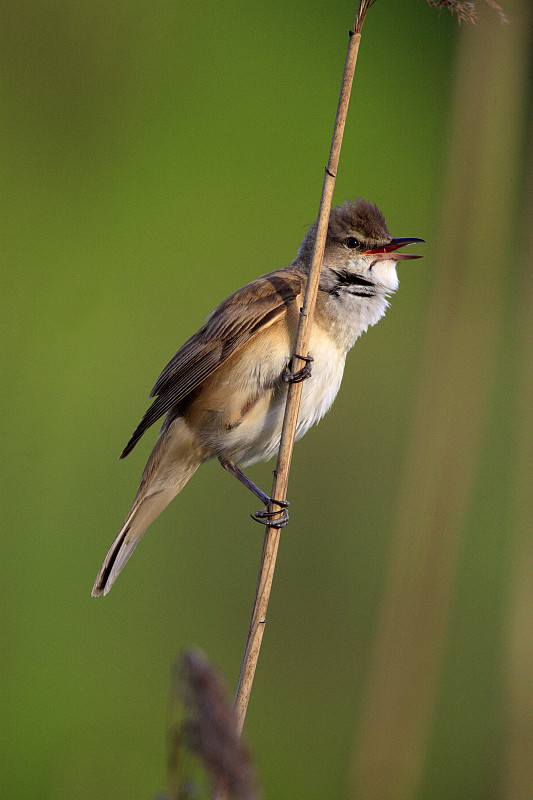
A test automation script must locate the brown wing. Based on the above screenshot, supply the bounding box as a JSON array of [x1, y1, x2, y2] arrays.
[[119, 268, 304, 458]]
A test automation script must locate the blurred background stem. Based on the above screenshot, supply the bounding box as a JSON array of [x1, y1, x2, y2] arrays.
[[349, 2, 532, 798], [502, 6, 533, 794]]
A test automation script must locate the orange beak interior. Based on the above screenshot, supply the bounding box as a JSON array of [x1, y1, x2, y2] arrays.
[[363, 237, 424, 261]]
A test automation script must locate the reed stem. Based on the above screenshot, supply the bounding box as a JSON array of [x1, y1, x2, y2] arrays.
[[228, 0, 374, 760]]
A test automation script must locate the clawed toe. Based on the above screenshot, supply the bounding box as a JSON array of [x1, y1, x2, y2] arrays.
[[251, 499, 290, 528], [218, 458, 290, 528], [284, 366, 312, 383], [284, 354, 313, 384]]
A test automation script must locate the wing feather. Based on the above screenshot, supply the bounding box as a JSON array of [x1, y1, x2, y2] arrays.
[[120, 268, 303, 458]]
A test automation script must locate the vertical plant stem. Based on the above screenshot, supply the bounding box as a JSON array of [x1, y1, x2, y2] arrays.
[[230, 2, 370, 744], [349, 3, 528, 798], [502, 6, 533, 796]]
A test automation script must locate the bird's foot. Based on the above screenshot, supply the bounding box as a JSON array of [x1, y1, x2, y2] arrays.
[[283, 354, 314, 384], [251, 498, 290, 528]]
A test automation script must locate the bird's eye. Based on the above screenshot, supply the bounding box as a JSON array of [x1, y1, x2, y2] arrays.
[[344, 237, 360, 249]]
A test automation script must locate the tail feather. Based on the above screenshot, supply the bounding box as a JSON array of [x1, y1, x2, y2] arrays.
[[92, 416, 203, 597], [91, 489, 175, 596], [91, 523, 137, 597]]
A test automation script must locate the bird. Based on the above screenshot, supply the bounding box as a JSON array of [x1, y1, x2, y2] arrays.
[[92, 198, 423, 596]]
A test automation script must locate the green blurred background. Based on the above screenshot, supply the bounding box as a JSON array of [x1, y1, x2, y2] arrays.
[[3, 1, 532, 798]]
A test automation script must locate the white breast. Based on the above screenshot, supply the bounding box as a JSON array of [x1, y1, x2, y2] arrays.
[[295, 328, 346, 441], [234, 327, 346, 467]]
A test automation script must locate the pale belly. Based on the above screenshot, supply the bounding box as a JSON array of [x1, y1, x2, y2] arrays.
[[216, 329, 347, 467]]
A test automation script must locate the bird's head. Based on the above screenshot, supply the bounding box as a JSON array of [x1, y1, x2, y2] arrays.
[[298, 198, 423, 295]]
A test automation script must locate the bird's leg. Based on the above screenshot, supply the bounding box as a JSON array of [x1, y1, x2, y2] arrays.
[[218, 458, 289, 528], [283, 353, 314, 384]]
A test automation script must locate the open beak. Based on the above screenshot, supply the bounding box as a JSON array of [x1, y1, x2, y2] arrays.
[[363, 237, 425, 261]]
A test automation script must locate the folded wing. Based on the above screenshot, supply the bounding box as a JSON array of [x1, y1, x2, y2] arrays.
[[120, 269, 303, 458]]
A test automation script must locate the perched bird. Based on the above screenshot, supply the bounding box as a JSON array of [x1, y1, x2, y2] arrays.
[[92, 198, 423, 596]]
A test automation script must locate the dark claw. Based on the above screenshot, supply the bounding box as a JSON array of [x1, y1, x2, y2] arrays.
[[264, 498, 289, 509], [251, 498, 290, 528], [254, 507, 288, 518], [284, 355, 314, 384], [251, 508, 290, 528], [284, 365, 312, 383], [250, 499, 290, 528]]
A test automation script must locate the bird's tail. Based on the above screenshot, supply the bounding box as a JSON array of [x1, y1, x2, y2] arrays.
[[92, 417, 203, 597]]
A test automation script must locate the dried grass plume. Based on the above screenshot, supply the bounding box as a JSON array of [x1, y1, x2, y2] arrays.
[[165, 650, 257, 800], [425, 0, 508, 23]]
